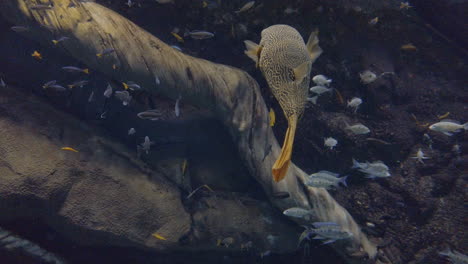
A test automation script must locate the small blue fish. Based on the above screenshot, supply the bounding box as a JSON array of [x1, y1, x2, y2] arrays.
[[62, 66, 90, 74], [103, 83, 113, 98], [300, 222, 352, 245], [186, 30, 215, 39], [42, 80, 57, 89], [115, 91, 132, 106], [96, 48, 115, 58], [68, 80, 89, 89], [52, 36, 70, 45], [170, 45, 182, 51], [11, 26, 29, 32]]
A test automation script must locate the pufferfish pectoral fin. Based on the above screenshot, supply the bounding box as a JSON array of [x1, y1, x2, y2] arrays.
[[293, 61, 311, 84], [306, 29, 323, 64], [244, 40, 262, 68]]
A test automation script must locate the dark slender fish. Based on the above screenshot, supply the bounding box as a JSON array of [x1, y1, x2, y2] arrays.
[[272, 192, 290, 199], [30, 4, 53, 10]]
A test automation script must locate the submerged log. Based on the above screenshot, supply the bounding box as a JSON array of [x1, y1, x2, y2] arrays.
[[0, 0, 376, 260]]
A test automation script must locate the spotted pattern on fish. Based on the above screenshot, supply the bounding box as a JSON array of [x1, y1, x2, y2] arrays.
[[258, 25, 311, 118]]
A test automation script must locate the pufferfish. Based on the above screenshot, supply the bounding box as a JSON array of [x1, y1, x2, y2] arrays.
[[244, 25, 322, 182]]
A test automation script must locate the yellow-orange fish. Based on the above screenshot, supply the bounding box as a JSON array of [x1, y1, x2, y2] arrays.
[[369, 17, 379, 25], [401, 43, 418, 51], [171, 32, 184, 43], [152, 233, 167, 240], [32, 50, 42, 60], [269, 108, 275, 127], [400, 2, 412, 9], [182, 159, 188, 174], [438, 112, 450, 119], [122, 82, 129, 90], [61, 147, 79, 152]]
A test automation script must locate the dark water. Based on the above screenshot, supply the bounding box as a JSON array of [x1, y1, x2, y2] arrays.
[[0, 0, 467, 263]]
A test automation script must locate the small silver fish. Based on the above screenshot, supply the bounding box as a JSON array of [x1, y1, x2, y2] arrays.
[[30, 4, 53, 10], [186, 30, 214, 40], [100, 111, 107, 119], [346, 123, 370, 135], [123, 81, 141, 91], [42, 80, 57, 89], [141, 136, 153, 154], [62, 66, 89, 74], [260, 250, 271, 258], [452, 144, 461, 155], [266, 234, 278, 245], [11, 26, 29, 32], [359, 70, 377, 84], [283, 207, 314, 221], [235, 1, 255, 14], [306, 171, 348, 189], [88, 91, 94, 102], [128, 128, 136, 135], [52, 36, 70, 45], [240, 241, 253, 251], [217, 237, 234, 248], [96, 48, 115, 58], [302, 222, 352, 245], [310, 85, 332, 95], [312, 74, 332, 86], [324, 137, 338, 150], [46, 84, 67, 91], [171, 45, 182, 51], [411, 148, 430, 164], [347, 97, 362, 113], [68, 80, 89, 89], [126, 0, 134, 7], [175, 96, 181, 117], [307, 96, 318, 105], [102, 83, 112, 98], [429, 120, 467, 136], [369, 17, 379, 25], [305, 174, 348, 190], [0, 78, 6, 88], [284, 7, 299, 14], [439, 248, 468, 264], [352, 159, 390, 178], [115, 91, 132, 106], [154, 75, 161, 85], [137, 109, 163, 120]]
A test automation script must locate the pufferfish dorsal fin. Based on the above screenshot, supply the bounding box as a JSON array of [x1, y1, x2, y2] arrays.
[[244, 40, 263, 68], [293, 60, 310, 84], [306, 29, 323, 64]]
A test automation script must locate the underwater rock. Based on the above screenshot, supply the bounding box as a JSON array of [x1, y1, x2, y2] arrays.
[[0, 86, 299, 255]]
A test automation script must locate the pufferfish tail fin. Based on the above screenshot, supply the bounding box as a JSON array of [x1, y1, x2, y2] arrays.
[[243, 40, 263, 68], [272, 115, 298, 182]]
